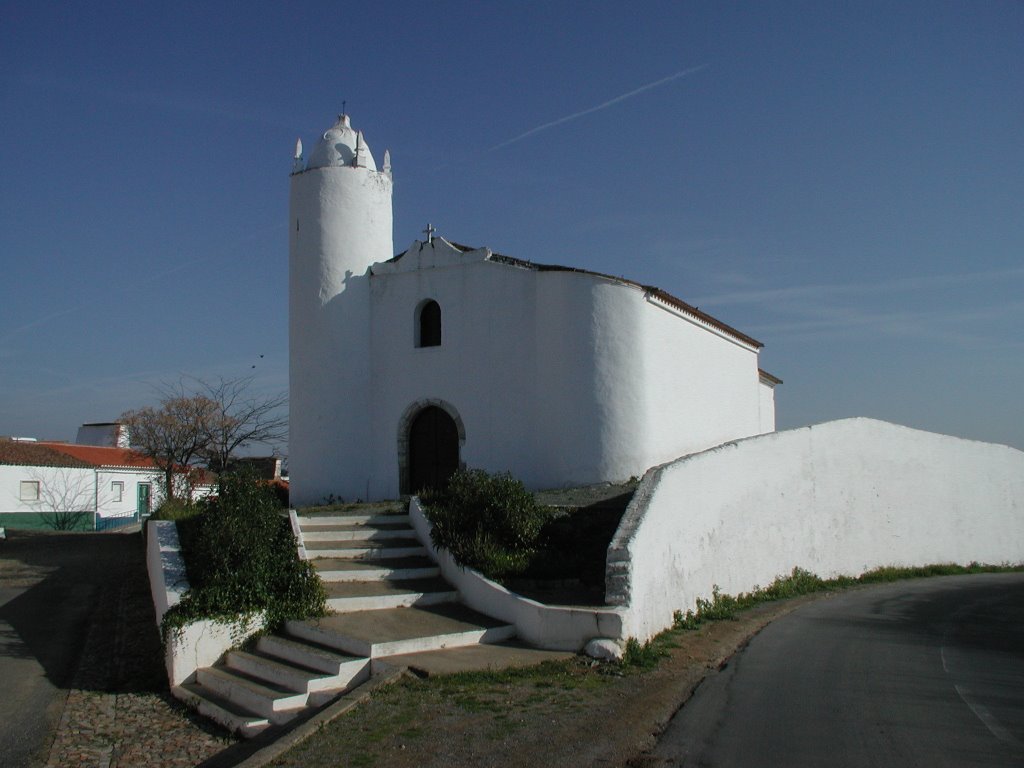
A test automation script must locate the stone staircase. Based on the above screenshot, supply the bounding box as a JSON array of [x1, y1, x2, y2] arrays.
[[176, 502, 516, 736]]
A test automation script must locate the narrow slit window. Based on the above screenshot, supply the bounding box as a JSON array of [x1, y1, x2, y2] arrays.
[[418, 300, 442, 347]]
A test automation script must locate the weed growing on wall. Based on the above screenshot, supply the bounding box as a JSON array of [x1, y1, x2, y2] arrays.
[[422, 469, 554, 579], [161, 471, 326, 641]]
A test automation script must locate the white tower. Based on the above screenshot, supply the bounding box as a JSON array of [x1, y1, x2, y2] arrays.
[[289, 114, 393, 505]]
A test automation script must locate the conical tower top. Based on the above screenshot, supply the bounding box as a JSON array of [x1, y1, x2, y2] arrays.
[[304, 113, 378, 171]]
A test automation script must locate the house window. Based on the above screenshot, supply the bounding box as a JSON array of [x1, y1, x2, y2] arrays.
[[417, 300, 442, 348], [111, 481, 124, 502], [20, 480, 40, 501]]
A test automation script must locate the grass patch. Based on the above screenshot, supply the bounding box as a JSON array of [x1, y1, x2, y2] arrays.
[[264, 658, 617, 766], [149, 498, 203, 522], [300, 499, 406, 516]]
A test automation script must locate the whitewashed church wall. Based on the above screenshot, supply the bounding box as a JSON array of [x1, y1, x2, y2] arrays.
[[610, 418, 1024, 643], [635, 298, 763, 470], [367, 261, 774, 497], [369, 264, 683, 495], [758, 380, 777, 433], [531, 272, 628, 488], [369, 260, 549, 496]]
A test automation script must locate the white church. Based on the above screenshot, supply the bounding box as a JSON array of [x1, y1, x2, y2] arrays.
[[288, 114, 780, 506]]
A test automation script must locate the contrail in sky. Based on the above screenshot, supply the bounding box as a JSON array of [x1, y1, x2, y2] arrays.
[[488, 64, 709, 152]]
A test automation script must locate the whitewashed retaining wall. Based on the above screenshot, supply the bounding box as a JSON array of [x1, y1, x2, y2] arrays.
[[146, 520, 264, 686], [608, 418, 1024, 643], [409, 498, 624, 650]]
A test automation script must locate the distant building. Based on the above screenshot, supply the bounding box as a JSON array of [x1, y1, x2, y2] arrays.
[[75, 421, 131, 448], [288, 114, 780, 505]]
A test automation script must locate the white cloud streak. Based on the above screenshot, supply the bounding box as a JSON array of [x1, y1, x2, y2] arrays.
[[488, 64, 709, 152]]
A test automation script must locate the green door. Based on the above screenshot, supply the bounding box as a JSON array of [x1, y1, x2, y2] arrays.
[[137, 483, 151, 518]]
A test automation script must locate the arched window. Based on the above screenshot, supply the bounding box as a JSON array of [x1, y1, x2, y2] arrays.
[[417, 300, 441, 347]]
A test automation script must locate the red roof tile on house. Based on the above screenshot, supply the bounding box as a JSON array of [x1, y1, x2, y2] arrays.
[[36, 442, 159, 469], [0, 440, 93, 468]]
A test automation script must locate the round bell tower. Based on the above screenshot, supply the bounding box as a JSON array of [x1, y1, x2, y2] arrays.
[[288, 114, 393, 505]]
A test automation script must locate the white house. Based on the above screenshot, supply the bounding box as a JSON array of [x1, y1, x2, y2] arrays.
[[0, 429, 214, 531], [288, 114, 780, 506]]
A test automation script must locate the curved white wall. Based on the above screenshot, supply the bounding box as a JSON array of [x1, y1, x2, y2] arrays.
[[609, 418, 1024, 643], [289, 160, 393, 505], [637, 296, 764, 467]]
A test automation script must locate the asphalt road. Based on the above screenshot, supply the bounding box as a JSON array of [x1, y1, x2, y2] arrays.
[[0, 530, 137, 768], [651, 573, 1024, 767]]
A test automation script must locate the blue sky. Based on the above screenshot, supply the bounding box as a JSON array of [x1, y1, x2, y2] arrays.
[[1, 1, 1022, 453]]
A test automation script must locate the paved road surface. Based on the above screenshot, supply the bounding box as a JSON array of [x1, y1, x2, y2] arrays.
[[651, 574, 1024, 767], [1, 532, 117, 767]]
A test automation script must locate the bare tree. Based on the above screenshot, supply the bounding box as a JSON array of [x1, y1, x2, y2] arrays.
[[195, 376, 288, 474], [121, 394, 217, 502], [121, 376, 287, 501], [28, 467, 103, 531]]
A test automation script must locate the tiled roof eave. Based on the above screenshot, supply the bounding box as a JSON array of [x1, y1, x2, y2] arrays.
[[643, 289, 763, 350]]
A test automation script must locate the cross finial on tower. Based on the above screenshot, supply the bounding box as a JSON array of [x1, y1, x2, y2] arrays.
[[423, 223, 436, 244]]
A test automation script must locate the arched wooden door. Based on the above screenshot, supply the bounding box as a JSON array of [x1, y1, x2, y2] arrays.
[[408, 406, 460, 493]]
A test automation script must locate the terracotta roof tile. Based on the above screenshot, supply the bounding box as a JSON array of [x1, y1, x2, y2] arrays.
[[0, 440, 93, 468], [36, 442, 158, 469]]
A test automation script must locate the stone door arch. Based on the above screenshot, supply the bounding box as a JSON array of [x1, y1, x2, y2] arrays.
[[398, 400, 465, 494]]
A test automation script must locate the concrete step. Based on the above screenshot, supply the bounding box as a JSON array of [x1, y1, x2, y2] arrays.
[[298, 513, 411, 527], [256, 634, 369, 677], [286, 603, 517, 658], [196, 665, 308, 725], [225, 649, 361, 699], [324, 577, 457, 612], [301, 525, 417, 542], [174, 682, 271, 737], [304, 540, 427, 560], [313, 556, 440, 582]]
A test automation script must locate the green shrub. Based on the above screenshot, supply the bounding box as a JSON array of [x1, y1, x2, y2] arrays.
[[422, 469, 554, 580], [162, 471, 326, 640], [621, 637, 665, 669]]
